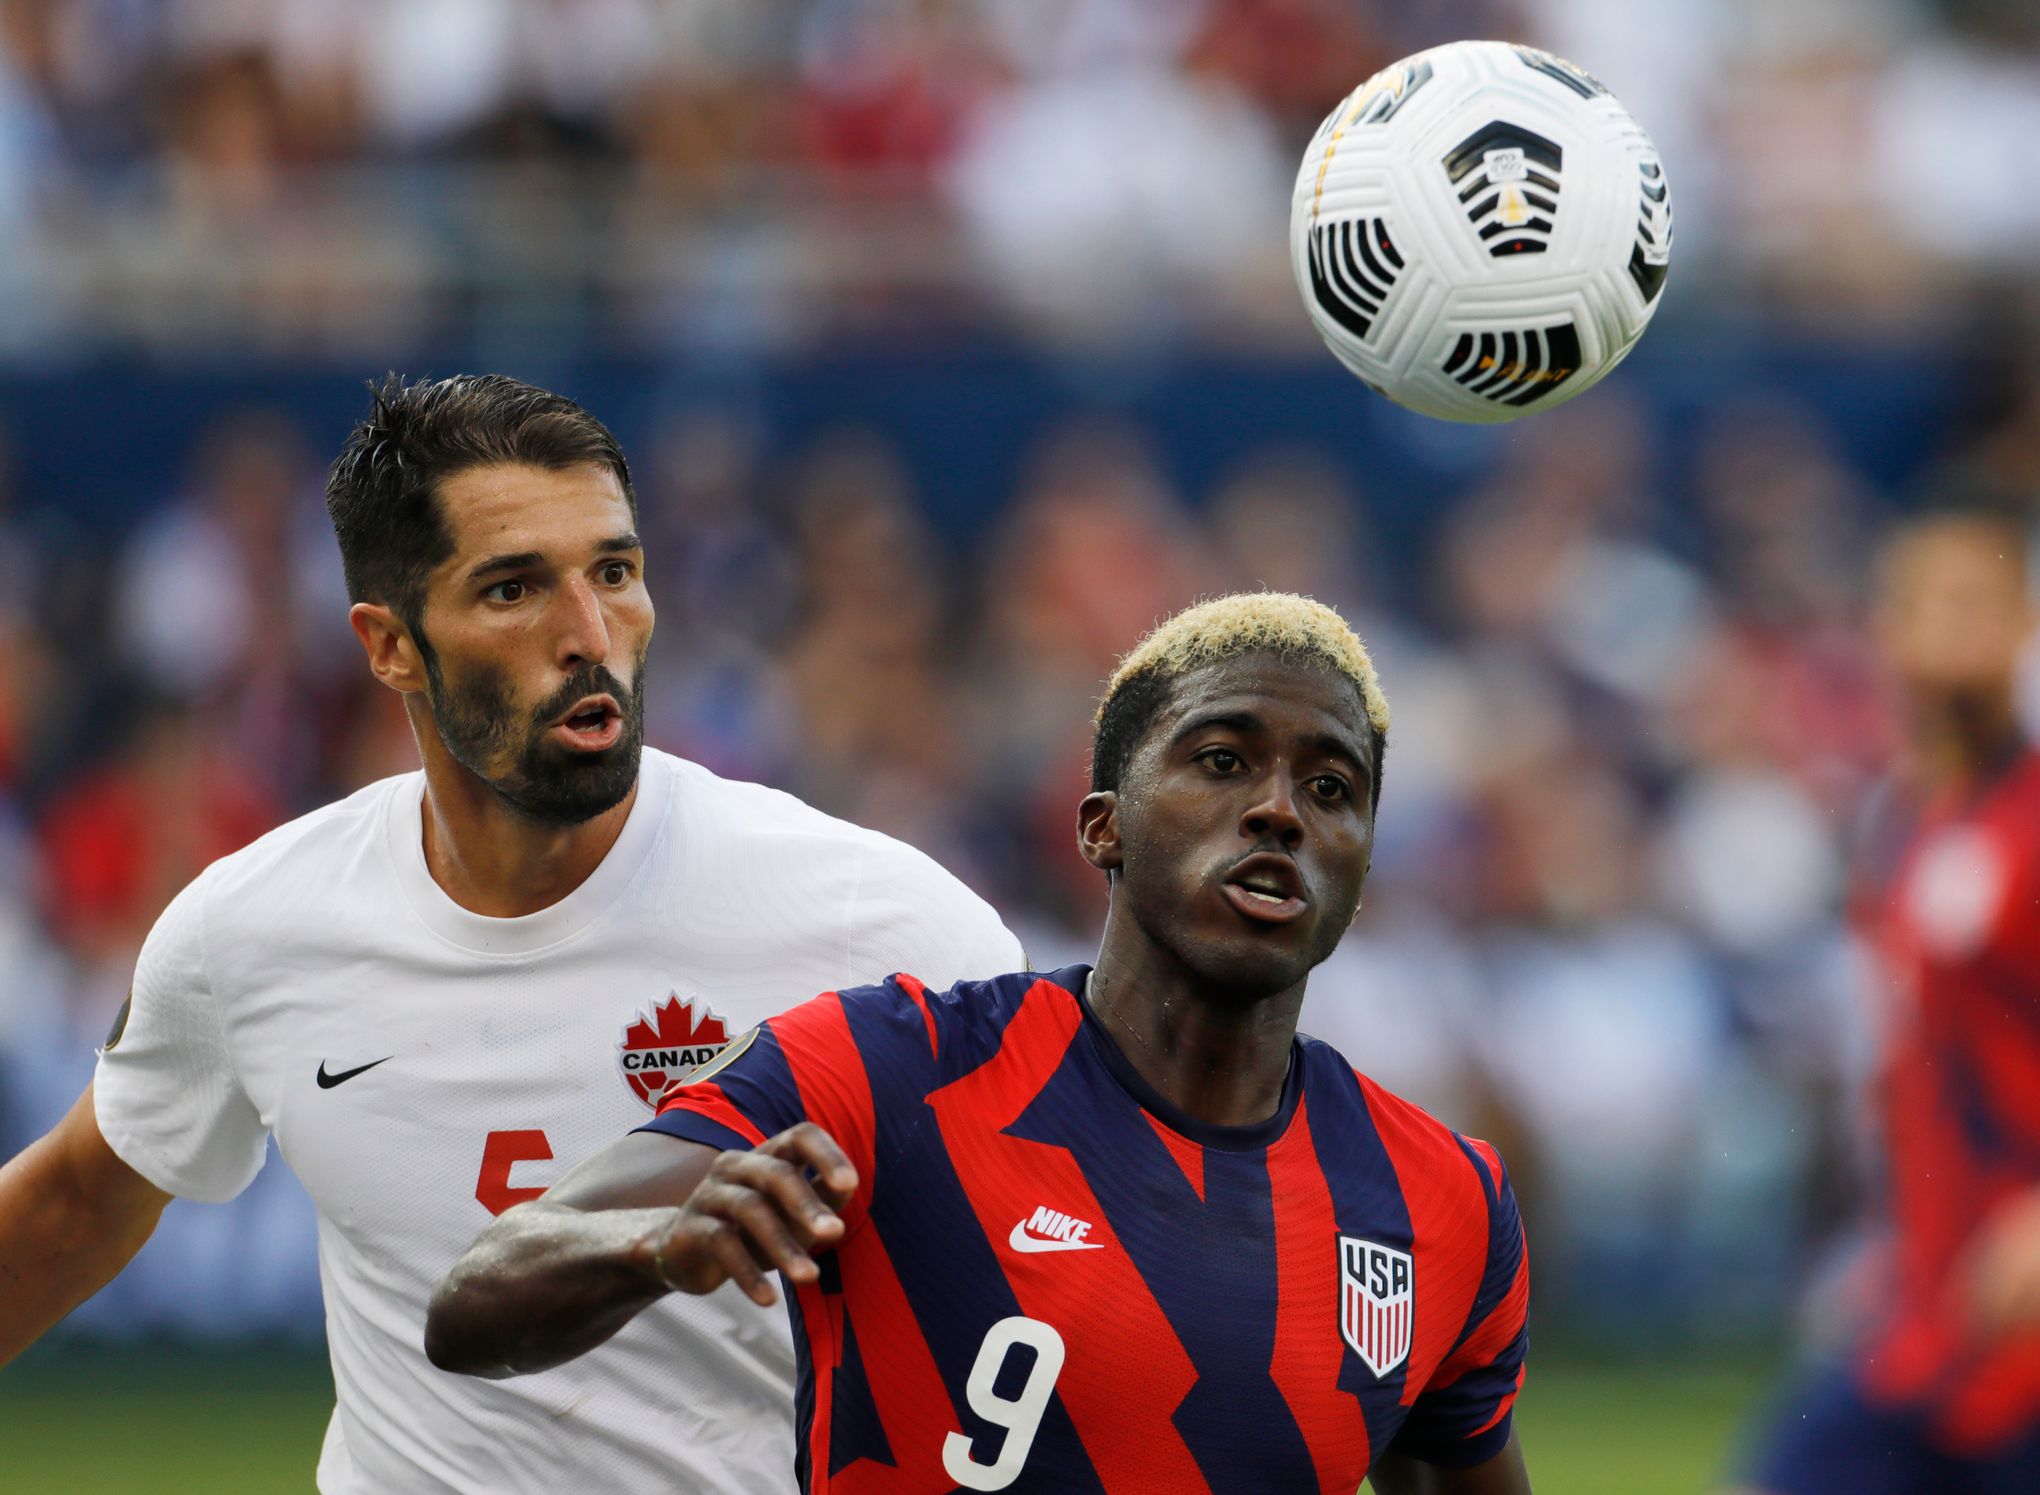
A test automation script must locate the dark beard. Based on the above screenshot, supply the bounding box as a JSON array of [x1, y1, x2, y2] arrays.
[[425, 648, 646, 828]]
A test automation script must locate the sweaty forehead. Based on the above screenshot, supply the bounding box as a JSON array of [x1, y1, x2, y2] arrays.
[[1152, 654, 1373, 753]]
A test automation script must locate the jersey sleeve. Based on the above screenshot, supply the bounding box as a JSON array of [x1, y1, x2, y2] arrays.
[[92, 872, 268, 1203], [842, 836, 1025, 991], [639, 978, 944, 1227], [1390, 1139, 1529, 1468]]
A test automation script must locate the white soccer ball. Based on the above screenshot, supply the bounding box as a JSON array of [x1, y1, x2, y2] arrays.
[[1290, 40, 1672, 424]]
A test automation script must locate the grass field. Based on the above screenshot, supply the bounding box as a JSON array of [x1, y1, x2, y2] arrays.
[[0, 1342, 1770, 1493]]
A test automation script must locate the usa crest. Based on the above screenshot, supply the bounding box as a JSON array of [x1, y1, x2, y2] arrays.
[[1340, 1236, 1414, 1377], [618, 995, 732, 1109]]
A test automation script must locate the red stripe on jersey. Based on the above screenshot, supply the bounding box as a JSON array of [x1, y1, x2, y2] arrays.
[[814, 1228, 958, 1492], [1357, 1075, 1492, 1406], [1862, 1307, 1957, 1410], [1860, 753, 2040, 1439], [897, 972, 940, 1061], [1266, 1093, 1372, 1492], [930, 978, 1079, 1128], [926, 980, 1209, 1491], [656, 1083, 767, 1147], [1464, 1138, 1503, 1189], [770, 993, 880, 1224], [1144, 1111, 1206, 1202], [1940, 1333, 2040, 1452], [1455, 1128, 1530, 1425], [1868, 1034, 2014, 1411]]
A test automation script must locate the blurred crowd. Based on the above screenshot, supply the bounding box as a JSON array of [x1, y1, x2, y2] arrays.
[[0, 0, 2037, 351], [2, 352, 2038, 1348], [3, 0, 2040, 1358]]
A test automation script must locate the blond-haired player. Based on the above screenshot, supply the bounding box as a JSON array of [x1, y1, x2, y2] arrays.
[[428, 592, 1533, 1494]]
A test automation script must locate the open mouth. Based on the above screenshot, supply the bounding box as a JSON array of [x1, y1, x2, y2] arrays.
[[1220, 853, 1309, 925], [550, 695, 622, 752]]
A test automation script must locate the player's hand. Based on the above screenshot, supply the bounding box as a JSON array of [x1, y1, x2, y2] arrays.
[[651, 1123, 858, 1308], [1963, 1187, 2040, 1338]]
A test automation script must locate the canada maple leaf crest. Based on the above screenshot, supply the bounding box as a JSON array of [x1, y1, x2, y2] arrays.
[[618, 994, 732, 1109]]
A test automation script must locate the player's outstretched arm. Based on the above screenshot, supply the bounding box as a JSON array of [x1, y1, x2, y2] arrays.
[[1368, 1430, 1531, 1495], [425, 1121, 856, 1380], [0, 1082, 172, 1366]]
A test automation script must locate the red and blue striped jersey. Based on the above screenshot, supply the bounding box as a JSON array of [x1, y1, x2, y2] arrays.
[[1857, 751, 2040, 1451], [644, 966, 1529, 1493]]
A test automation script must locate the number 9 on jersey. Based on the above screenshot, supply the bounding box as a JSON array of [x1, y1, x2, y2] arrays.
[[941, 1317, 1068, 1490]]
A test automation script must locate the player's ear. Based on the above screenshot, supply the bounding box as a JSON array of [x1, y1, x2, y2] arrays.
[[349, 602, 428, 694], [1076, 790, 1123, 873]]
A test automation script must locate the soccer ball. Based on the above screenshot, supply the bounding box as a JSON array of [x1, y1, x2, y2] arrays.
[[1290, 40, 1672, 424]]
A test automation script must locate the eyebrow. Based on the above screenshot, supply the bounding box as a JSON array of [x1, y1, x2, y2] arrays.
[[1305, 731, 1373, 778], [464, 533, 642, 583], [1172, 710, 1261, 745], [465, 551, 542, 583], [1172, 709, 1372, 776]]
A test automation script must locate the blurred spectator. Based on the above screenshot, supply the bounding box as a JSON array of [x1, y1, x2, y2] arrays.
[[37, 693, 282, 976], [1184, 0, 1386, 139], [965, 419, 1212, 925], [0, 0, 2027, 348], [112, 412, 352, 803], [1691, 403, 1897, 808], [1207, 444, 1374, 610], [774, 427, 989, 879], [635, 406, 800, 779], [1468, 743, 1728, 1325], [0, 0, 2034, 1364], [944, 58, 1289, 338]]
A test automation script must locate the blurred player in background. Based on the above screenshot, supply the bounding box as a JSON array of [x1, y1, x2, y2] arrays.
[[1738, 513, 2040, 1494], [0, 374, 1023, 1493], [426, 593, 1533, 1494]]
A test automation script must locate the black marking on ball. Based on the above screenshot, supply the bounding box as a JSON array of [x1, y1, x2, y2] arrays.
[[1307, 218, 1404, 343]]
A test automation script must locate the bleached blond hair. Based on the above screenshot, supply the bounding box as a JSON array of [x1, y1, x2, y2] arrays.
[[1090, 591, 1390, 800]]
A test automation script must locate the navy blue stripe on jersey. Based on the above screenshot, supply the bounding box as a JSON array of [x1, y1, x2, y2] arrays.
[[1954, 960, 2040, 1172], [1307, 1053, 1419, 1455], [837, 971, 1041, 1198], [1447, 1137, 1524, 1361], [1390, 1137, 1525, 1466], [1019, 1011, 1319, 1488], [843, 983, 1109, 1494], [917, 970, 1045, 1081], [787, 1271, 819, 1494], [652, 967, 1530, 1491], [638, 1021, 803, 1150], [1395, 1331, 1525, 1467]]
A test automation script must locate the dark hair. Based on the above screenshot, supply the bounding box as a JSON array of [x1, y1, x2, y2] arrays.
[[324, 373, 636, 638], [1091, 668, 1178, 795], [1090, 665, 1385, 812]]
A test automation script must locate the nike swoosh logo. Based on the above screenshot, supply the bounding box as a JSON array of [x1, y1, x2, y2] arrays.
[[1008, 1222, 1103, 1254], [316, 1056, 393, 1089]]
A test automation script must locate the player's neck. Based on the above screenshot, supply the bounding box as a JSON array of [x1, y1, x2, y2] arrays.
[[1913, 688, 2024, 793], [1086, 924, 1303, 1131], [415, 744, 639, 919]]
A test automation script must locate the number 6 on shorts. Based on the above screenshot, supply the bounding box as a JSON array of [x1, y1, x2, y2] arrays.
[[941, 1316, 1067, 1490]]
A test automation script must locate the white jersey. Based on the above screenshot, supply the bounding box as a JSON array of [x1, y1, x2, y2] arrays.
[[92, 748, 1024, 1493]]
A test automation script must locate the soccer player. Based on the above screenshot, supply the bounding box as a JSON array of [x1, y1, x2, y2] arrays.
[[0, 375, 1024, 1493], [427, 593, 1533, 1494], [1737, 513, 2040, 1494]]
